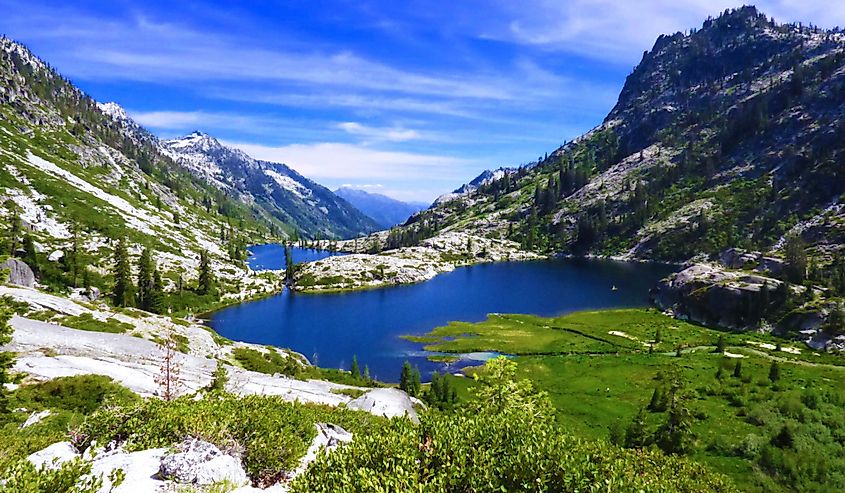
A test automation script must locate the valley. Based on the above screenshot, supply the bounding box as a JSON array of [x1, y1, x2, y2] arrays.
[[1, 4, 845, 493]]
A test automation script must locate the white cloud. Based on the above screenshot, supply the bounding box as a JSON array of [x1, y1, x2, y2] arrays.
[[222, 140, 478, 182], [337, 122, 421, 142], [484, 0, 845, 63]]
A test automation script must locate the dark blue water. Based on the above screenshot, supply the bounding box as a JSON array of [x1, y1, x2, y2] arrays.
[[247, 244, 345, 270], [210, 246, 676, 382], [210, 245, 673, 382]]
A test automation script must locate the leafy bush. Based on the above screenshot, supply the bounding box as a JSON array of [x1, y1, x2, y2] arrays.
[[13, 375, 139, 414], [82, 394, 385, 485], [0, 457, 103, 493], [232, 347, 301, 377], [292, 358, 736, 492], [58, 313, 133, 334]]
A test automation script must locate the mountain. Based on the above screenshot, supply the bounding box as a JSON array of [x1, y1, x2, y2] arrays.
[[434, 167, 512, 205], [0, 36, 288, 313], [161, 132, 379, 239], [395, 7, 845, 266], [334, 187, 428, 228]]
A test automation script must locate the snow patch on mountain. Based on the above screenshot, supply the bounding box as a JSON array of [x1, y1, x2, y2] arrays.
[[263, 168, 311, 198], [97, 102, 130, 122], [435, 167, 512, 204]]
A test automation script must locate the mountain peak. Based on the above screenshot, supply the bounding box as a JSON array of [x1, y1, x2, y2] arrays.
[[166, 130, 222, 151], [97, 101, 130, 122]]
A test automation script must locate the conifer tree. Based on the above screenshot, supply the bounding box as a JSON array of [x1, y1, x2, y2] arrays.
[[715, 334, 726, 353], [768, 360, 780, 383], [111, 237, 133, 307], [411, 366, 421, 397], [150, 268, 165, 314], [136, 248, 154, 311], [733, 360, 743, 378], [22, 235, 38, 277], [625, 407, 648, 448], [399, 361, 412, 394], [197, 250, 214, 295], [350, 355, 360, 380], [6, 202, 20, 257]]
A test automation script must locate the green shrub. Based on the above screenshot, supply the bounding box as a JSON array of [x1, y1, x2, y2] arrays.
[[58, 313, 133, 334], [13, 375, 139, 414], [0, 457, 103, 493], [292, 358, 736, 492], [82, 394, 385, 485], [232, 347, 301, 377]]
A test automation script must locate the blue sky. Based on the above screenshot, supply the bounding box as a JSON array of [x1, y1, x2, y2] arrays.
[[2, 1, 843, 202]]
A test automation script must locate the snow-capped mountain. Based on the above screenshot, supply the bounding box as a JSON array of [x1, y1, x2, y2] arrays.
[[161, 132, 380, 238], [435, 167, 512, 204]]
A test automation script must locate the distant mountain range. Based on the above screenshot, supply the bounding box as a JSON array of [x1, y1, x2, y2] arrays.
[[159, 131, 380, 239], [334, 187, 428, 228]]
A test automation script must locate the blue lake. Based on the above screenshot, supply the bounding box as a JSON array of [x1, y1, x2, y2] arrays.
[[209, 246, 676, 382], [246, 244, 345, 270]]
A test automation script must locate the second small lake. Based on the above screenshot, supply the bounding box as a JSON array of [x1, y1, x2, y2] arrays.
[[209, 246, 677, 382]]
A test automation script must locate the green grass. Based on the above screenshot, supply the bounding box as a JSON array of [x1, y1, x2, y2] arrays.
[[0, 375, 140, 471], [407, 309, 845, 493], [232, 347, 301, 376], [58, 313, 134, 334]]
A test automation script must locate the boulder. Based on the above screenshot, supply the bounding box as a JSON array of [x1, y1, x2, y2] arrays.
[[88, 447, 168, 493], [159, 438, 248, 486], [47, 250, 64, 262], [27, 441, 79, 469], [651, 264, 787, 330], [347, 388, 419, 422], [2, 258, 35, 287]]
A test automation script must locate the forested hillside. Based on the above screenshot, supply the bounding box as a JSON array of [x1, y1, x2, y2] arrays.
[[394, 7, 845, 268]]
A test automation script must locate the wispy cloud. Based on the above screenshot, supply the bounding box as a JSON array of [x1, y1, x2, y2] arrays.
[[223, 140, 478, 182], [337, 122, 421, 142], [481, 0, 845, 63]]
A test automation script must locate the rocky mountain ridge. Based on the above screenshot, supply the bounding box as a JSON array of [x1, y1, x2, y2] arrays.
[[160, 131, 380, 239]]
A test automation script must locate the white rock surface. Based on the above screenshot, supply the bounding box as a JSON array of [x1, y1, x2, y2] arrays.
[[159, 438, 249, 486], [20, 409, 52, 429], [27, 441, 79, 469], [289, 423, 352, 479], [348, 388, 420, 421], [88, 447, 168, 493]]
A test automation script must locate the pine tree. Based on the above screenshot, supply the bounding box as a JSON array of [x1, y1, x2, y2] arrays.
[[284, 244, 295, 286], [111, 237, 133, 307], [6, 203, 20, 257], [363, 365, 370, 382], [350, 355, 360, 380], [22, 235, 38, 277], [657, 394, 695, 455], [136, 248, 154, 311], [733, 360, 742, 378], [197, 250, 214, 295], [399, 361, 412, 394], [625, 407, 648, 448], [784, 234, 807, 284], [715, 334, 726, 353], [411, 366, 421, 397], [150, 268, 165, 314], [648, 387, 663, 411], [768, 360, 780, 383]]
